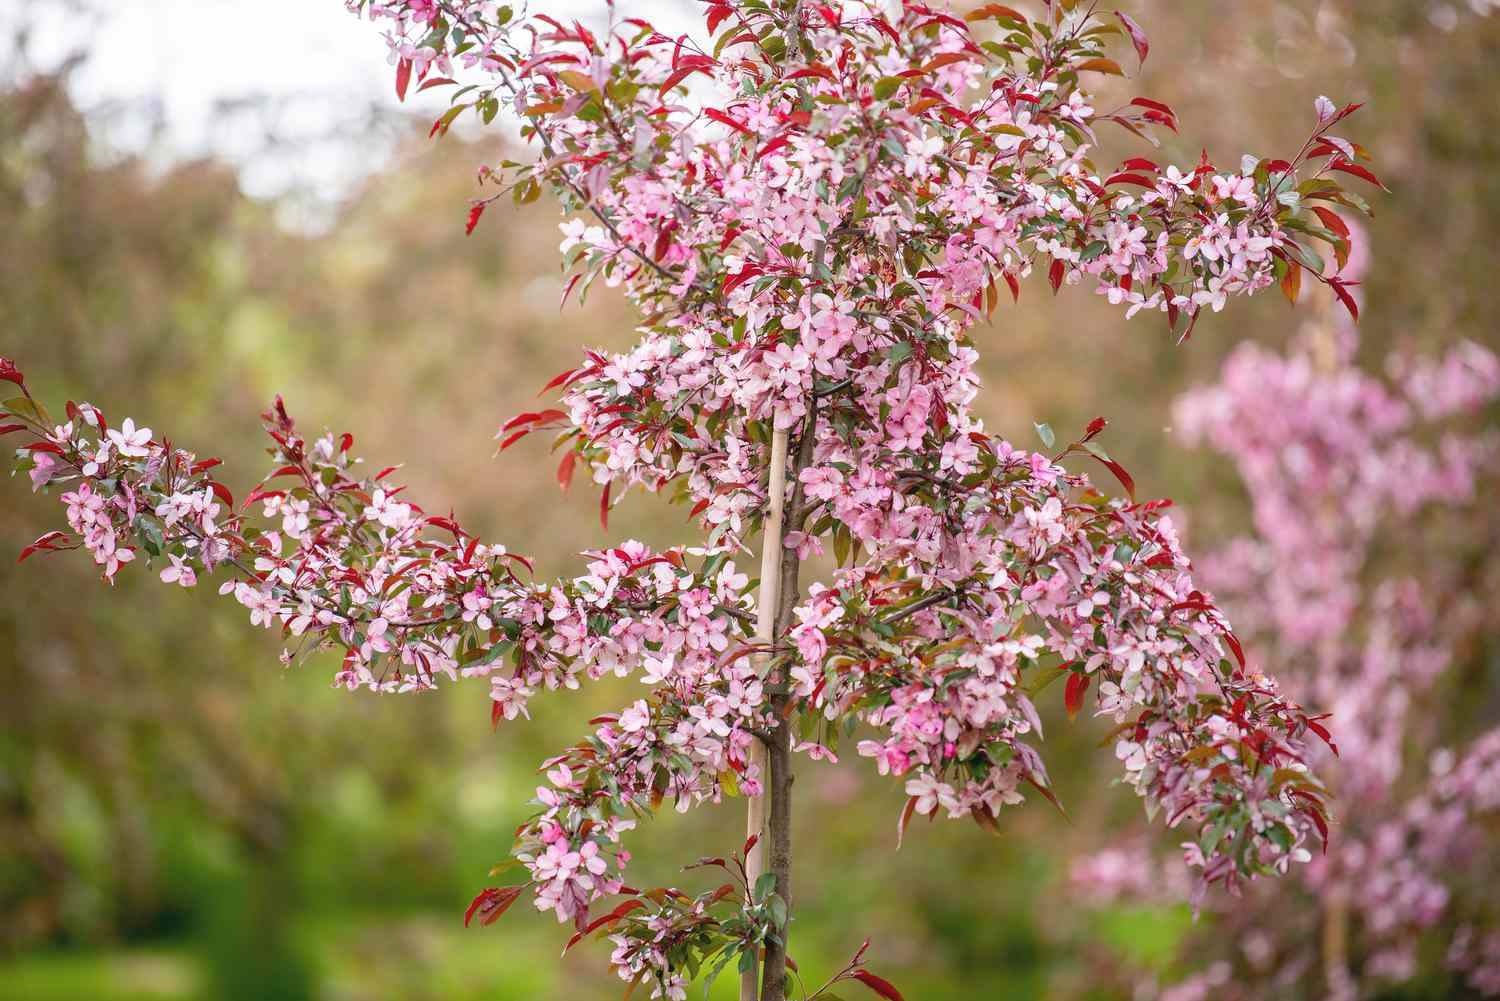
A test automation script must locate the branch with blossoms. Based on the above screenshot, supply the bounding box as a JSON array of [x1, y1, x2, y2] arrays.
[[4, 0, 1387, 999]]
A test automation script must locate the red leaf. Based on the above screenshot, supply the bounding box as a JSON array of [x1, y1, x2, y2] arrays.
[[1004, 272, 1020, 302], [1306, 801, 1330, 853], [851, 970, 906, 1001], [1129, 97, 1178, 129], [870, 16, 900, 44], [723, 264, 763, 296], [395, 58, 413, 102], [1064, 671, 1091, 721], [464, 885, 525, 927], [501, 409, 567, 434], [1104, 172, 1154, 188], [466, 201, 487, 236], [539, 367, 579, 396], [896, 795, 918, 849], [787, 63, 835, 82], [1222, 630, 1247, 670], [556, 451, 578, 492], [1048, 258, 1065, 294], [0, 357, 23, 386], [0, 424, 26, 436], [1309, 206, 1351, 239], [1329, 278, 1360, 323], [417, 76, 457, 92], [704, 107, 752, 135], [1327, 160, 1389, 191], [600, 481, 612, 531], [1114, 10, 1149, 66], [705, 4, 735, 34], [1092, 454, 1135, 501], [659, 62, 710, 94], [207, 481, 234, 508], [1305, 718, 1340, 757], [18, 531, 68, 563], [560, 273, 583, 311]]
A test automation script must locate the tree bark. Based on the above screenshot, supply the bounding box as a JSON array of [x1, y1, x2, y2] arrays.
[[759, 407, 817, 1001]]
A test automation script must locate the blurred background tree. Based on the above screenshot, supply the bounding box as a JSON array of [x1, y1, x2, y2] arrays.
[[0, 2, 1496, 999]]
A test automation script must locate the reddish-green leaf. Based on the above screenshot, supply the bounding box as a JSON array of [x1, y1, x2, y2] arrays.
[[464, 885, 525, 927], [1280, 260, 1302, 305], [1075, 57, 1124, 76], [966, 4, 1028, 25], [896, 795, 919, 849], [1115, 11, 1149, 66]]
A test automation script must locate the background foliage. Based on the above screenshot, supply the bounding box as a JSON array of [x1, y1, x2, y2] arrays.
[[1, 2, 1496, 998]]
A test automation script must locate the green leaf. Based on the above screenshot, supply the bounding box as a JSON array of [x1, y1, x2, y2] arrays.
[[3, 397, 49, 426], [1034, 422, 1055, 449], [873, 76, 903, 101], [753, 871, 777, 903], [767, 893, 788, 930], [1080, 439, 1111, 462]]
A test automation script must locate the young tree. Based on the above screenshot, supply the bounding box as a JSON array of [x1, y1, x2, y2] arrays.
[[3, 2, 1380, 998]]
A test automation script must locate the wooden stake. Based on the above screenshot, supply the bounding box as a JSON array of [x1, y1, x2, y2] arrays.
[[741, 426, 789, 1001]]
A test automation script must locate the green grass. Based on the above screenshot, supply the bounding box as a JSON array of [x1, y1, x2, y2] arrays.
[[0, 947, 202, 1001]]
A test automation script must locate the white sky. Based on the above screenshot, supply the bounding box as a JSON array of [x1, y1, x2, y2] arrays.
[[1, 0, 694, 209]]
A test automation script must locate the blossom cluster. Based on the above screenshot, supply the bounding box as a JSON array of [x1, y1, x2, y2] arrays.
[[777, 432, 1329, 898]]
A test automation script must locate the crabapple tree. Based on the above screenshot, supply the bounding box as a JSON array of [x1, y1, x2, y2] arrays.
[[2, 2, 1382, 999]]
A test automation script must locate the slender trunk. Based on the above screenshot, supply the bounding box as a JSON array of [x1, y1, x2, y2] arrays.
[[760, 409, 817, 1001]]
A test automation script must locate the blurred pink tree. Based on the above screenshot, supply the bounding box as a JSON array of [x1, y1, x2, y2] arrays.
[[3, 2, 1383, 999], [1071, 222, 1500, 999]]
